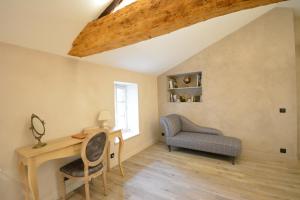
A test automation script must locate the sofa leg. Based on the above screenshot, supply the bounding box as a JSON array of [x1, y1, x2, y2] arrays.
[[168, 145, 171, 152], [231, 157, 235, 165]]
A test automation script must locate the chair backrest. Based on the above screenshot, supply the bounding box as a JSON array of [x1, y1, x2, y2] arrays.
[[81, 128, 109, 167]]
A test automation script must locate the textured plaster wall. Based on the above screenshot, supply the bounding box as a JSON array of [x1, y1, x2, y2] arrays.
[[297, 45, 300, 158], [0, 42, 159, 200], [158, 8, 297, 161], [295, 18, 300, 46], [296, 17, 300, 158]]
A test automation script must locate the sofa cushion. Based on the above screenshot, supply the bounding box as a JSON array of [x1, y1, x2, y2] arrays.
[[168, 132, 241, 157], [165, 114, 182, 136], [180, 116, 223, 135]]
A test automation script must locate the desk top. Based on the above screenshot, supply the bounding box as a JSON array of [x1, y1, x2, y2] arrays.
[[16, 128, 122, 159], [16, 135, 84, 159]]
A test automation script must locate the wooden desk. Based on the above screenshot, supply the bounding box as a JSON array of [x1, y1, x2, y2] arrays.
[[16, 129, 124, 200]]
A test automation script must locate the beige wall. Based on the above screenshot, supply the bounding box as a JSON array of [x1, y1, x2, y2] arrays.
[[296, 18, 300, 158], [0, 42, 159, 200], [297, 46, 300, 158], [158, 8, 298, 161], [295, 18, 300, 45]]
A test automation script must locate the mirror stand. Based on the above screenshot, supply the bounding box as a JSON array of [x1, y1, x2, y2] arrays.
[[33, 139, 47, 149]]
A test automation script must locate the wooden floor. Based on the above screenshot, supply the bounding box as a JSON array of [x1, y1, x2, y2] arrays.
[[69, 143, 300, 200]]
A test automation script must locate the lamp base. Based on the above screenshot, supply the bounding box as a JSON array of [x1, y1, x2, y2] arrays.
[[100, 121, 111, 130]]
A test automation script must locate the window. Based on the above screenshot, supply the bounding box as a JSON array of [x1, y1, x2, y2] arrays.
[[114, 81, 139, 140]]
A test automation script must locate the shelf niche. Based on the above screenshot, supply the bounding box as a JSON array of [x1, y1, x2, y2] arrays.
[[167, 71, 202, 103]]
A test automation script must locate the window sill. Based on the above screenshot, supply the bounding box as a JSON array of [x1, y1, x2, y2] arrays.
[[123, 130, 139, 140], [114, 130, 139, 143]]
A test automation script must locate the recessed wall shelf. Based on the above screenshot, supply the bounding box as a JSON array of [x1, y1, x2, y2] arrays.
[[167, 71, 202, 103]]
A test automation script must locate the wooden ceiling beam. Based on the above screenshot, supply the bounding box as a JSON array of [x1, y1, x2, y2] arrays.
[[69, 0, 286, 57]]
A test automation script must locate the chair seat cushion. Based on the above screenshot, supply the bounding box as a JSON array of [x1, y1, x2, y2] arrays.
[[60, 158, 103, 177], [169, 132, 241, 157]]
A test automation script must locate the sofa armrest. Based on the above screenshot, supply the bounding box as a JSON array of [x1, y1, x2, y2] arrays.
[[160, 115, 181, 137], [180, 116, 223, 135], [160, 117, 169, 136]]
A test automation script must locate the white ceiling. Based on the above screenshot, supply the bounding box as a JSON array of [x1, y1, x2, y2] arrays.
[[0, 0, 299, 75]]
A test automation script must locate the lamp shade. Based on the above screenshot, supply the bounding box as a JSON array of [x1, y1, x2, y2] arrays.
[[98, 110, 112, 121]]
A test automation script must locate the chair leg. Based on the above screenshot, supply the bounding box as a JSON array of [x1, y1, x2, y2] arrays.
[[102, 171, 107, 196], [84, 178, 90, 200], [168, 145, 171, 152], [59, 173, 66, 200], [90, 178, 94, 185]]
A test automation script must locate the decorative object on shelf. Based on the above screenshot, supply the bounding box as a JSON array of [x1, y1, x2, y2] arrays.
[[29, 114, 47, 149], [183, 76, 191, 85], [180, 96, 186, 102], [98, 110, 112, 129]]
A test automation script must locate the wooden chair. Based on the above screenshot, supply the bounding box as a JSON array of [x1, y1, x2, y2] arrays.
[[59, 129, 109, 200]]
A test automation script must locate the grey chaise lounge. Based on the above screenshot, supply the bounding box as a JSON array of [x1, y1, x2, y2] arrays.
[[160, 114, 241, 164]]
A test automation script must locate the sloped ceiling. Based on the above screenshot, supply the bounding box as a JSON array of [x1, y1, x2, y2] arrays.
[[0, 0, 299, 75]]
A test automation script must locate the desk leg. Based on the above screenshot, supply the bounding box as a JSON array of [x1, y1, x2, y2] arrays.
[[28, 161, 39, 200], [107, 141, 111, 172], [18, 161, 29, 200], [118, 136, 124, 176]]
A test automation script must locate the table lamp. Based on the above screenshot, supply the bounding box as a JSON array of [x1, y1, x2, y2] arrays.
[[98, 110, 112, 129]]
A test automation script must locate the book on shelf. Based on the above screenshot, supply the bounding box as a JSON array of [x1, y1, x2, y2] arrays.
[[169, 80, 173, 89], [193, 95, 201, 102], [196, 74, 201, 87], [170, 93, 179, 102]]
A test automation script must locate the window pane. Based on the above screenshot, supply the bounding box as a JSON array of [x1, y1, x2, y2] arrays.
[[115, 86, 127, 130], [116, 87, 126, 102], [116, 102, 126, 129]]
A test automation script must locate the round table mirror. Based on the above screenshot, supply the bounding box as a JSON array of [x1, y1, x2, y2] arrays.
[[30, 114, 47, 148]]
